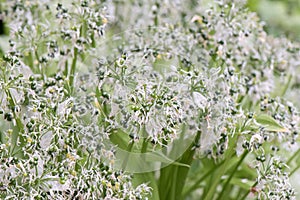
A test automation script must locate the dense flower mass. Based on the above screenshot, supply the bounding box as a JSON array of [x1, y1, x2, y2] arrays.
[[0, 0, 300, 199]]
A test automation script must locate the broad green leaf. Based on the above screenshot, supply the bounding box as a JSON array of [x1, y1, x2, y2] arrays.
[[255, 114, 288, 132], [109, 129, 131, 150], [145, 151, 190, 168]]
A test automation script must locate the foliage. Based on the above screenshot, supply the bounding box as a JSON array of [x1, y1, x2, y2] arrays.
[[0, 0, 300, 200]]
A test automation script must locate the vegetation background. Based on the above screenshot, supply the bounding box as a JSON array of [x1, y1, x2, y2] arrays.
[[247, 0, 300, 41]]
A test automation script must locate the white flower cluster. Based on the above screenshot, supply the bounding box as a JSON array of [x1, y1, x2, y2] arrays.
[[0, 0, 151, 199], [255, 157, 296, 200], [0, 0, 300, 199]]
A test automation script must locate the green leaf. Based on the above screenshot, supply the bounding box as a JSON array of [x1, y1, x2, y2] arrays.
[[109, 129, 131, 150], [255, 114, 288, 132], [235, 162, 257, 178], [230, 178, 255, 191], [145, 151, 190, 168]]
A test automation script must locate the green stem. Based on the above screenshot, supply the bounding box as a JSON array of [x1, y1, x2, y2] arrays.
[[141, 138, 148, 154], [240, 181, 258, 200], [182, 160, 224, 197], [69, 47, 78, 95], [287, 148, 300, 165], [216, 150, 249, 200], [34, 50, 41, 75], [281, 74, 292, 96], [176, 131, 201, 199], [202, 133, 238, 200], [0, 130, 3, 144], [202, 153, 234, 200], [68, 25, 82, 96], [139, 137, 149, 170], [5, 89, 25, 156], [158, 130, 201, 200], [289, 165, 300, 177], [63, 59, 68, 77], [235, 188, 243, 200], [91, 32, 96, 48], [237, 94, 246, 104], [141, 125, 148, 154], [170, 166, 178, 200]]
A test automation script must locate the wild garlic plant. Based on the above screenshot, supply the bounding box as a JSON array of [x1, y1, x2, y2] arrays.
[[0, 0, 300, 199]]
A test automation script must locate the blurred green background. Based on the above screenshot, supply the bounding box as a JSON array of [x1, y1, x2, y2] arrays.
[[247, 0, 300, 41]]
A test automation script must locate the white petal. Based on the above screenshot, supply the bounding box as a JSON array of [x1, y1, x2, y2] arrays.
[[40, 131, 53, 149], [192, 92, 207, 109]]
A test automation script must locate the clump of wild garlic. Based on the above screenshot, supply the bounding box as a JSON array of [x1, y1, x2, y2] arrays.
[[0, 0, 300, 199]]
